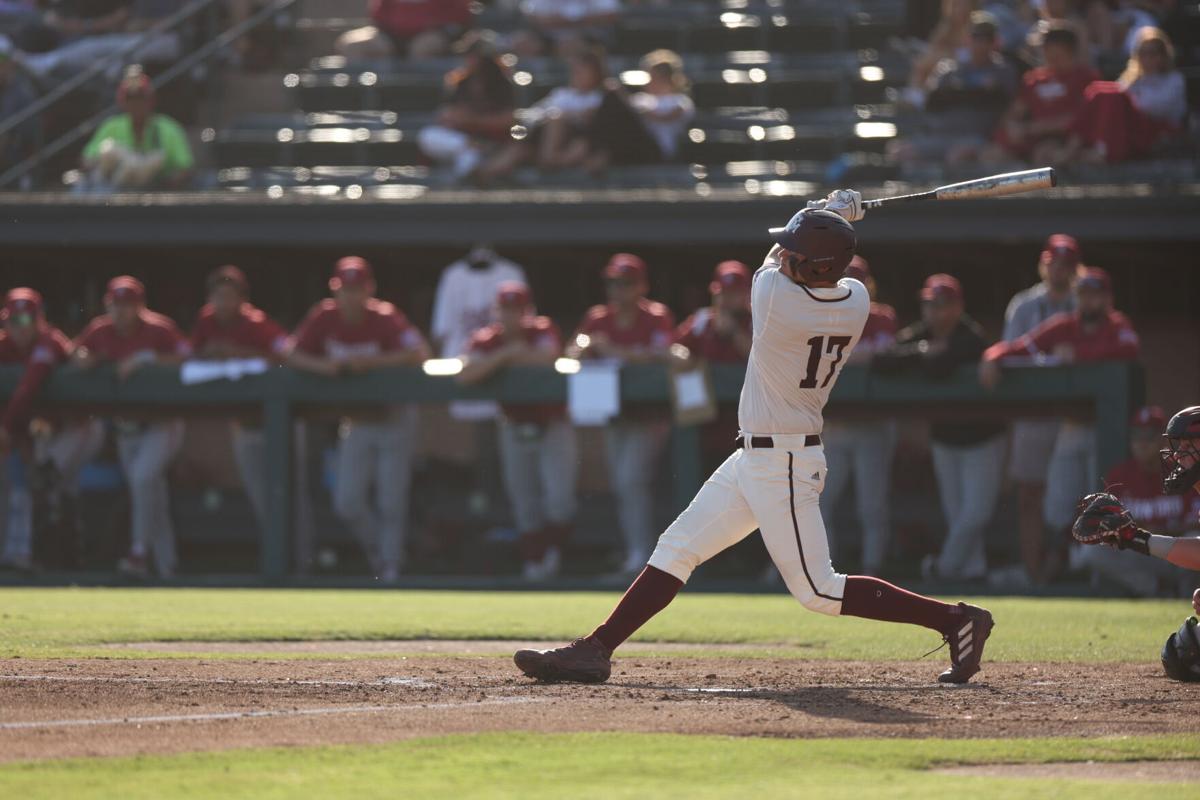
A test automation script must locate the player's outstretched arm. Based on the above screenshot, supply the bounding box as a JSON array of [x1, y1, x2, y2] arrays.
[[1155, 536, 1200, 570]]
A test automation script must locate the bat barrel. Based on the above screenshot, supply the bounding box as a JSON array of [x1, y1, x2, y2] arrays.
[[934, 168, 1056, 201]]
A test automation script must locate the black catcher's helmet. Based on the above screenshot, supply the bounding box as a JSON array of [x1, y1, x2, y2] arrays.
[[1161, 616, 1200, 682], [1160, 405, 1200, 494], [768, 209, 857, 284]]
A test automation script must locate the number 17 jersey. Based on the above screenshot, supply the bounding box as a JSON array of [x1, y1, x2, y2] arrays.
[[738, 246, 870, 436]]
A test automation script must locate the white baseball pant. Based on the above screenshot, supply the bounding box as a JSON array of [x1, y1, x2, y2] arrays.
[[929, 436, 1005, 580], [116, 420, 184, 576], [333, 408, 418, 575], [648, 439, 846, 616], [1043, 422, 1097, 531], [497, 419, 578, 534]]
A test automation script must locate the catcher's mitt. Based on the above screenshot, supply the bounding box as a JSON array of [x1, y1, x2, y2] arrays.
[[1072, 492, 1150, 554]]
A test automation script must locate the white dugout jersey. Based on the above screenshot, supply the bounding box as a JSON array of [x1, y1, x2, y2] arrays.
[[738, 245, 870, 436]]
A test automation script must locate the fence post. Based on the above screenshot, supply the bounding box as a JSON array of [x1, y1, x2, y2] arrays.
[[261, 386, 292, 581], [670, 423, 702, 515]]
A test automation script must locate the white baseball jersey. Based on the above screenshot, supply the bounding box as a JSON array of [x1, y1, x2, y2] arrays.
[[738, 245, 870, 436]]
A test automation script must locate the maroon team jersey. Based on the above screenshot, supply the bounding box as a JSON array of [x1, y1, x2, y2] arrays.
[[575, 299, 675, 352], [983, 310, 1140, 363], [290, 298, 426, 358], [674, 307, 751, 363], [859, 303, 898, 353], [0, 326, 72, 435], [469, 316, 564, 424], [1105, 458, 1198, 534], [74, 310, 191, 361], [191, 303, 288, 358]]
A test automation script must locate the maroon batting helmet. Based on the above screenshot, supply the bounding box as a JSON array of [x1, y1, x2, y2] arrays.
[[768, 209, 857, 284]]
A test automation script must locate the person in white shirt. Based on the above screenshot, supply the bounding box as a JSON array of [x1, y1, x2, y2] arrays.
[[431, 244, 526, 420], [629, 49, 694, 162], [513, 192, 996, 687]]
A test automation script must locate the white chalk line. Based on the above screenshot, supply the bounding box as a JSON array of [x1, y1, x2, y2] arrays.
[[0, 674, 438, 689], [0, 695, 545, 731]]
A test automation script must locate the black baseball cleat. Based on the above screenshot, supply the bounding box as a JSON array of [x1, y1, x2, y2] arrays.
[[938, 602, 994, 684], [514, 637, 612, 684]]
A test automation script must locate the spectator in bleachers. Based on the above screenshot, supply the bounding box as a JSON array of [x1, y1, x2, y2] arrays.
[[0, 35, 40, 168], [568, 253, 674, 576], [820, 257, 898, 577], [1023, 0, 1096, 64], [980, 266, 1140, 583], [1052, 26, 1186, 163], [988, 233, 1079, 588], [285, 257, 432, 581], [1074, 405, 1198, 595], [459, 282, 578, 582], [476, 47, 606, 182], [417, 34, 516, 183], [513, 0, 622, 58], [335, 0, 473, 63], [73, 276, 191, 579], [874, 274, 1006, 582], [904, 0, 979, 107], [79, 68, 193, 191], [14, 0, 131, 54], [0, 288, 104, 572], [894, 12, 1018, 165], [988, 23, 1099, 164], [190, 265, 317, 573], [628, 49, 694, 164]]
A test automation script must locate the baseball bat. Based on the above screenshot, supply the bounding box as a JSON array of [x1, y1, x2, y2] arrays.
[[861, 168, 1056, 208]]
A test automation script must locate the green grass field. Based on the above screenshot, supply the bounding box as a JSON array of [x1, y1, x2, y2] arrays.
[[1, 588, 1197, 797], [1, 733, 1197, 799], [0, 587, 1189, 661]]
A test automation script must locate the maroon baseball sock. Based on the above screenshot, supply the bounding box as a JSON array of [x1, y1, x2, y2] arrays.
[[589, 566, 684, 652], [840, 576, 958, 635]]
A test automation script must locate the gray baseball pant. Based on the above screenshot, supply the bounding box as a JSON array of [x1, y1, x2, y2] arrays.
[[1043, 422, 1098, 531], [333, 408, 418, 575], [603, 420, 668, 561], [930, 436, 1006, 579], [818, 420, 896, 574], [116, 420, 184, 576], [230, 422, 317, 573], [498, 419, 578, 534]]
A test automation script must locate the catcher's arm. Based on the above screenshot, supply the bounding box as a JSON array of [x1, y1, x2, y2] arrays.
[[1073, 492, 1200, 568]]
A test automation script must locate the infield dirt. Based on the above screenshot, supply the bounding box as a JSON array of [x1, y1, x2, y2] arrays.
[[3, 642, 1199, 762]]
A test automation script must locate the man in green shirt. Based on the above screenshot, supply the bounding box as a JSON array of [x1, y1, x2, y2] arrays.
[[81, 68, 193, 190]]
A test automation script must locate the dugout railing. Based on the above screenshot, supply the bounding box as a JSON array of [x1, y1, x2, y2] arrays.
[[0, 361, 1144, 580]]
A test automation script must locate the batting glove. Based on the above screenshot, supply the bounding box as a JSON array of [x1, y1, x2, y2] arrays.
[[807, 190, 865, 222]]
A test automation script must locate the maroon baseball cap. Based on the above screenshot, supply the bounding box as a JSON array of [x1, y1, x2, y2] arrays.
[[603, 253, 648, 282], [844, 255, 871, 283], [496, 281, 532, 308], [104, 276, 146, 305], [2, 288, 43, 325], [919, 273, 963, 303], [1076, 266, 1111, 293], [1131, 405, 1167, 431], [1043, 233, 1080, 265], [710, 260, 750, 294], [207, 264, 249, 294], [329, 256, 374, 291]]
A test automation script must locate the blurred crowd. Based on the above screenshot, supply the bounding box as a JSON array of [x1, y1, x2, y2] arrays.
[[896, 0, 1193, 167], [1, 233, 1194, 594]]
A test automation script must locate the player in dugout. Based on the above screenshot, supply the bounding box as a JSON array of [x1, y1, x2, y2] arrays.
[[73, 276, 191, 578], [459, 282, 578, 582]]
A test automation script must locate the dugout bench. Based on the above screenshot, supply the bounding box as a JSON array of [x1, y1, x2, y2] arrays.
[[0, 361, 1144, 580]]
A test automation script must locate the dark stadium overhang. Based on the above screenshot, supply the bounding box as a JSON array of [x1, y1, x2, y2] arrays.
[[1, 188, 1197, 247]]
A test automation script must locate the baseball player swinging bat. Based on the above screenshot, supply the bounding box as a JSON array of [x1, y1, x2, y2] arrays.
[[862, 168, 1056, 209]]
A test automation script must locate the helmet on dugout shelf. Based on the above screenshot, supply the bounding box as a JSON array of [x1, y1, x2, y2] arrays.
[[1161, 616, 1200, 682], [768, 209, 856, 285], [1160, 406, 1200, 495]]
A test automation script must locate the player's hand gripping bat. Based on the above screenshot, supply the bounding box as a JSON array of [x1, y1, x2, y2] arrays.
[[861, 168, 1056, 209]]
